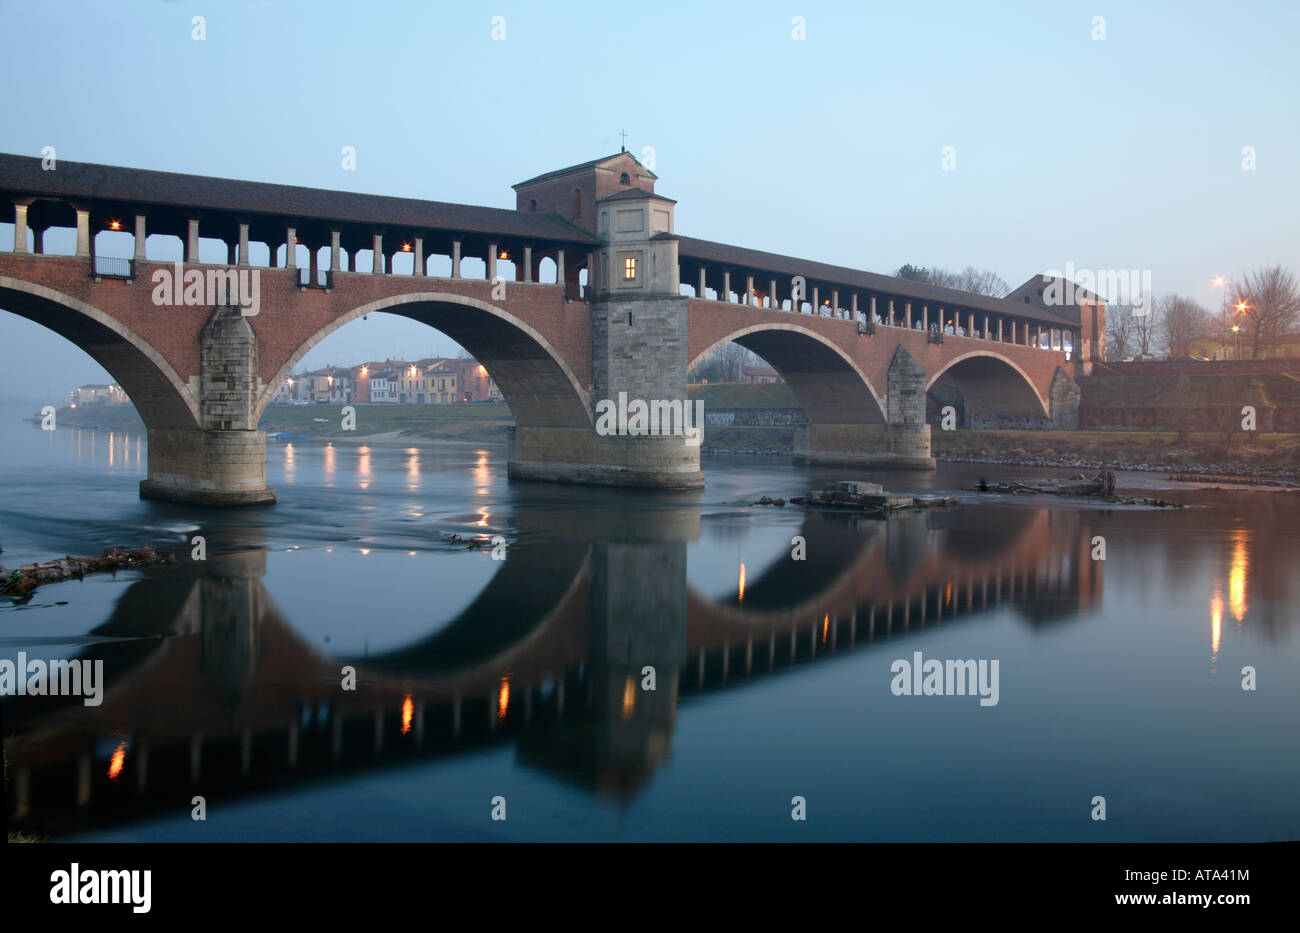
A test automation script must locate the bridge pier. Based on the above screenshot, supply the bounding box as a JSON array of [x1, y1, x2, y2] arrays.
[[507, 424, 704, 488], [140, 428, 274, 506], [509, 188, 704, 489], [140, 304, 276, 506]]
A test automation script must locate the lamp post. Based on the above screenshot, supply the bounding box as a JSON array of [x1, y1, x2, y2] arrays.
[[1236, 301, 1250, 359], [1231, 324, 1240, 361], [1214, 276, 1229, 359]]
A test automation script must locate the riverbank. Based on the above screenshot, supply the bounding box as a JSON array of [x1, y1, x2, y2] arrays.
[[932, 429, 1300, 477], [48, 402, 515, 444], [40, 403, 1300, 477]]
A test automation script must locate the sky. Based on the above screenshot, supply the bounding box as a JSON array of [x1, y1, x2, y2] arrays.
[[2, 0, 1298, 402]]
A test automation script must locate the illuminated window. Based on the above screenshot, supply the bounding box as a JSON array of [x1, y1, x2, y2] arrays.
[[624, 256, 637, 279]]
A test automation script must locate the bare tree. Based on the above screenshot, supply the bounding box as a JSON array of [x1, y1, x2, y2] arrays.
[[1234, 265, 1300, 359], [1106, 305, 1134, 361], [895, 264, 1009, 297], [1133, 304, 1162, 357], [925, 265, 1010, 298], [1157, 294, 1210, 358], [1109, 304, 1160, 358], [689, 343, 763, 382]]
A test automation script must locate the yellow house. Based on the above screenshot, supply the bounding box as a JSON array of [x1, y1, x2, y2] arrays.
[[1191, 331, 1300, 361]]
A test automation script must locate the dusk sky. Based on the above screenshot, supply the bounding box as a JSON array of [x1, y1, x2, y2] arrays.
[[2, 0, 1297, 401]]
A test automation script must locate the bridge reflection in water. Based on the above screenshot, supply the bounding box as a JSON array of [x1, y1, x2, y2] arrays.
[[3, 502, 1101, 834]]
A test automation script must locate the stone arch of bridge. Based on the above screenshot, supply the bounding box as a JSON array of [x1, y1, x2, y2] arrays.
[[688, 323, 887, 425], [0, 275, 200, 429], [926, 350, 1048, 418], [258, 292, 592, 428]]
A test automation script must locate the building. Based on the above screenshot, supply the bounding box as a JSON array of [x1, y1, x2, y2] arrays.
[[424, 359, 458, 403], [70, 383, 129, 405], [366, 367, 396, 403], [740, 364, 780, 384], [350, 360, 405, 404], [451, 357, 500, 401], [327, 367, 352, 404], [392, 357, 460, 403], [1005, 275, 1106, 372], [1190, 331, 1300, 361]]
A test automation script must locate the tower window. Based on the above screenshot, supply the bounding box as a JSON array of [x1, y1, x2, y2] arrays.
[[624, 256, 637, 279], [573, 188, 581, 218], [620, 172, 630, 185], [529, 199, 536, 212]]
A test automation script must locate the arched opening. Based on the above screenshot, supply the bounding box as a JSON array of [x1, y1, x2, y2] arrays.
[[0, 277, 200, 432], [689, 325, 886, 429], [93, 227, 134, 262], [572, 188, 581, 219], [494, 246, 517, 283], [926, 353, 1048, 429], [259, 293, 590, 431]]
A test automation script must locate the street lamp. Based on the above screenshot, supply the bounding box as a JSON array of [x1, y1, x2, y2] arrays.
[[1235, 302, 1252, 359], [1231, 324, 1240, 361], [1213, 276, 1230, 358]]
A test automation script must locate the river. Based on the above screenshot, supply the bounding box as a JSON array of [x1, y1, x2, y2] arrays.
[[2, 416, 1298, 841]]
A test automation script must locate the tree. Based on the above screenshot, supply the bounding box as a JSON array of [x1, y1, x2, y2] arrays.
[[894, 263, 1009, 297], [1234, 265, 1300, 359], [929, 265, 1011, 298], [896, 264, 929, 282], [1156, 294, 1210, 358], [689, 342, 762, 383], [1130, 303, 1161, 358], [1106, 305, 1134, 361], [1106, 304, 1161, 358]]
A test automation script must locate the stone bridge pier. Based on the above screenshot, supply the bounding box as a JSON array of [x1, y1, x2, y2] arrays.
[[139, 304, 275, 507]]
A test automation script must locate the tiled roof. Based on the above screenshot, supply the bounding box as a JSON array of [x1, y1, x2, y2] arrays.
[[0, 153, 599, 245], [512, 152, 657, 189], [598, 187, 676, 204], [677, 236, 1081, 327]]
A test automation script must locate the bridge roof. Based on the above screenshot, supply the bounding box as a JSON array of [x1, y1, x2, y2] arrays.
[[677, 235, 1084, 327], [0, 153, 599, 246]]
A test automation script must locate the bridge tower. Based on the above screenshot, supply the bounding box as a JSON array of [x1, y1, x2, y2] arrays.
[[509, 153, 704, 488]]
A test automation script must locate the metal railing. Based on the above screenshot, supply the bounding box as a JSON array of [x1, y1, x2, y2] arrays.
[[296, 268, 334, 288], [91, 256, 134, 279]]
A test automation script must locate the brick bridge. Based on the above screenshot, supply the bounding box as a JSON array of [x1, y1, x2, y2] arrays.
[[0, 151, 1100, 504]]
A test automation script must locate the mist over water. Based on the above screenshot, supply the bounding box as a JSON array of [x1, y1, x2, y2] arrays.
[[2, 413, 1298, 842]]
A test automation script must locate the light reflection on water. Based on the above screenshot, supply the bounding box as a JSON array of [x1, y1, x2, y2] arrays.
[[1, 418, 1299, 842]]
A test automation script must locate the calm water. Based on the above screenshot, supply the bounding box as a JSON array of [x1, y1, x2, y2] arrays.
[[2, 416, 1298, 842]]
